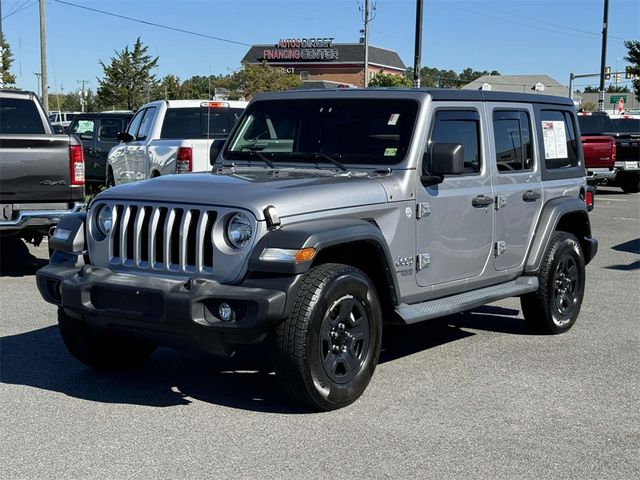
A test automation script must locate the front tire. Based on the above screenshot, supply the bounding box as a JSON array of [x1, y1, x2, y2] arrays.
[[521, 232, 586, 334], [274, 264, 382, 410], [58, 308, 156, 369]]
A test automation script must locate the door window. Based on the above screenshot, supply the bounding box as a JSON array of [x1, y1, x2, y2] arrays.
[[493, 110, 533, 172], [136, 107, 157, 141], [126, 110, 145, 137], [98, 118, 123, 141], [427, 110, 481, 175]]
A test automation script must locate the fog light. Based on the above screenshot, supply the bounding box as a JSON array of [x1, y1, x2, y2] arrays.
[[219, 303, 234, 322]]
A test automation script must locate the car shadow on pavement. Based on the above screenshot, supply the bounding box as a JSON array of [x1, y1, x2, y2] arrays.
[[1, 305, 531, 413], [611, 238, 640, 254], [0, 238, 48, 277]]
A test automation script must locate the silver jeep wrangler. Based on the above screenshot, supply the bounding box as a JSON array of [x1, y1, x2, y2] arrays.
[[37, 89, 597, 410]]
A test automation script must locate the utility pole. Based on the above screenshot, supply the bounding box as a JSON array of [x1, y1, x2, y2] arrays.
[[1, 0, 4, 87], [598, 0, 609, 112], [413, 0, 423, 88], [39, 0, 49, 111], [363, 0, 370, 87], [77, 79, 89, 112]]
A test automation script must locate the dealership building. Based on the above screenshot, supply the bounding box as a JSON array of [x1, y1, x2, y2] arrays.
[[241, 38, 406, 87]]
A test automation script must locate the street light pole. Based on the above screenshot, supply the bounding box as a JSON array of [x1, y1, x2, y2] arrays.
[[597, 0, 609, 112], [363, 0, 370, 87]]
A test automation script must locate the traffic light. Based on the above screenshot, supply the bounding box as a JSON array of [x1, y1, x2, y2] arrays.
[[616, 73, 622, 83], [604, 66, 611, 80], [626, 66, 633, 80]]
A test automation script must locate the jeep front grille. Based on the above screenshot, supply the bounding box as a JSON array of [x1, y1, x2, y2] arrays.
[[107, 203, 217, 273]]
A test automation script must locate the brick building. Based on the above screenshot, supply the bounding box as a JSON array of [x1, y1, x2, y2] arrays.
[[241, 38, 406, 87]]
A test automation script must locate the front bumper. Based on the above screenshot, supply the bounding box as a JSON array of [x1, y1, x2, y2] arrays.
[[0, 202, 85, 233], [36, 262, 289, 356]]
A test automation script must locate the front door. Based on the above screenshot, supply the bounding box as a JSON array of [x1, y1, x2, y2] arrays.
[[488, 104, 543, 271], [416, 104, 494, 290]]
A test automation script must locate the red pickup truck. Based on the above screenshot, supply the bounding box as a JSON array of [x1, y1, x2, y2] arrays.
[[577, 113, 617, 186]]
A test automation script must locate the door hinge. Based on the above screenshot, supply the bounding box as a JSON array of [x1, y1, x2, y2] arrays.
[[417, 202, 431, 219], [495, 194, 507, 210], [417, 253, 431, 270], [495, 241, 507, 256]]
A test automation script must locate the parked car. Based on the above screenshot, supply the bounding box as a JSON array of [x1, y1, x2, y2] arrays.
[[38, 89, 597, 410], [67, 112, 133, 191], [107, 99, 247, 186], [577, 112, 640, 193], [48, 111, 80, 133], [577, 112, 617, 186], [0, 90, 84, 247]]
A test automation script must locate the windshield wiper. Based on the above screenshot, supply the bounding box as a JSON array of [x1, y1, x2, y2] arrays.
[[229, 148, 276, 169], [292, 152, 349, 172]]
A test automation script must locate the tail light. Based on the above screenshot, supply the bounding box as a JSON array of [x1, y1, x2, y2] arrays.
[[611, 139, 616, 162], [69, 145, 85, 186], [176, 147, 193, 173], [585, 189, 594, 209]]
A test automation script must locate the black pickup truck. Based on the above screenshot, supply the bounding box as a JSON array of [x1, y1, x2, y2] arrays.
[[0, 89, 85, 247]]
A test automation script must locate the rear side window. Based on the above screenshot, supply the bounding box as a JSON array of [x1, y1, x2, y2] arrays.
[[0, 97, 46, 134], [540, 110, 579, 169], [98, 118, 124, 141], [493, 110, 533, 172], [428, 110, 481, 174], [160, 107, 241, 139]]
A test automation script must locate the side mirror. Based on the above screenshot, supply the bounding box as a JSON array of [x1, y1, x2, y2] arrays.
[[209, 138, 226, 166], [117, 131, 134, 142], [421, 143, 465, 186]]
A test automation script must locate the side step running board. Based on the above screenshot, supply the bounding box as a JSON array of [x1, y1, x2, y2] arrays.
[[395, 277, 539, 324]]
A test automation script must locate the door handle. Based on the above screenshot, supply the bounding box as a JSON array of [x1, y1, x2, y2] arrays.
[[523, 190, 541, 202], [472, 195, 494, 208]]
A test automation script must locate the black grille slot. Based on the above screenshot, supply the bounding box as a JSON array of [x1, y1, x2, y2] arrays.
[[155, 207, 168, 264], [140, 207, 152, 262], [186, 210, 200, 267], [203, 211, 216, 268], [169, 208, 184, 265], [112, 205, 123, 258], [125, 205, 138, 260]]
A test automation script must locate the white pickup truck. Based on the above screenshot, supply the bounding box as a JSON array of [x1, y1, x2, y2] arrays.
[[107, 99, 247, 185]]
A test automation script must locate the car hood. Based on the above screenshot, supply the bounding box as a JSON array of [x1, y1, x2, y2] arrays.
[[95, 169, 390, 220]]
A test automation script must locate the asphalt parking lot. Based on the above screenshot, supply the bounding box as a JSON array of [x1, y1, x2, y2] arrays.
[[1, 187, 638, 480]]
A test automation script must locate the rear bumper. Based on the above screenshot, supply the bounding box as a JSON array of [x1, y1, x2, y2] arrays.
[[0, 202, 85, 234], [614, 161, 640, 172], [36, 262, 290, 356], [586, 168, 617, 184]]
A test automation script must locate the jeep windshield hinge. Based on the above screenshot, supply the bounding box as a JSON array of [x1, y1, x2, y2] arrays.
[[495, 241, 507, 256], [495, 194, 507, 210], [417, 202, 431, 219], [417, 253, 431, 270]]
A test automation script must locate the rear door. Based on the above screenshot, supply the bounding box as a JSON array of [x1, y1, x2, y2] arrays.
[[95, 117, 127, 183], [0, 96, 73, 203], [129, 107, 157, 181], [488, 104, 543, 271]]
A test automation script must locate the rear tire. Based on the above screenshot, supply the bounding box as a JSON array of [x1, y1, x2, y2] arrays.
[[521, 232, 585, 334], [58, 308, 156, 369], [619, 172, 640, 194], [273, 264, 382, 410]]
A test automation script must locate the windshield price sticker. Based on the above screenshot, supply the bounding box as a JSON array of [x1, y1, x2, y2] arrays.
[[388, 113, 400, 126], [541, 121, 568, 159]]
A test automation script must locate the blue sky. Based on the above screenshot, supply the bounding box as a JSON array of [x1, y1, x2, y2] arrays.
[[2, 0, 639, 95]]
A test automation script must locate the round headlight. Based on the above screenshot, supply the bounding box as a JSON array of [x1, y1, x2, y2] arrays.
[[96, 205, 113, 236], [226, 212, 253, 249]]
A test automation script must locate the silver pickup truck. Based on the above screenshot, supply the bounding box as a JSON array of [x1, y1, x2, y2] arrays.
[[37, 89, 597, 410], [0, 90, 84, 247]]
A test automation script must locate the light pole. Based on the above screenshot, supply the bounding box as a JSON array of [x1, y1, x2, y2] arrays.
[[34, 72, 42, 97], [597, 0, 609, 112]]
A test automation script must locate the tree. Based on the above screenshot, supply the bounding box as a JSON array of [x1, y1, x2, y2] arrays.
[[226, 63, 301, 99], [1, 33, 17, 86], [48, 89, 100, 112], [624, 40, 640, 101], [606, 84, 630, 93], [152, 74, 182, 100], [369, 72, 413, 87], [97, 37, 159, 110], [580, 102, 597, 112]]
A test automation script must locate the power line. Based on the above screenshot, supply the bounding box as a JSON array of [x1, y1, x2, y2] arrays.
[[2, 0, 36, 20], [52, 0, 251, 47]]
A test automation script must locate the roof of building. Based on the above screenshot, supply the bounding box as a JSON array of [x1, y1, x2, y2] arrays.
[[461, 74, 570, 97], [241, 43, 406, 70]]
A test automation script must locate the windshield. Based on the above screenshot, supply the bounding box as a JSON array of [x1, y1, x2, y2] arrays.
[[612, 118, 640, 134], [577, 114, 615, 135], [160, 107, 244, 139], [225, 99, 419, 165]]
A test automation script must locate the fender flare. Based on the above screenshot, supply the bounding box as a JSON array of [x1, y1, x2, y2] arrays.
[[248, 217, 399, 300], [525, 197, 593, 272]]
